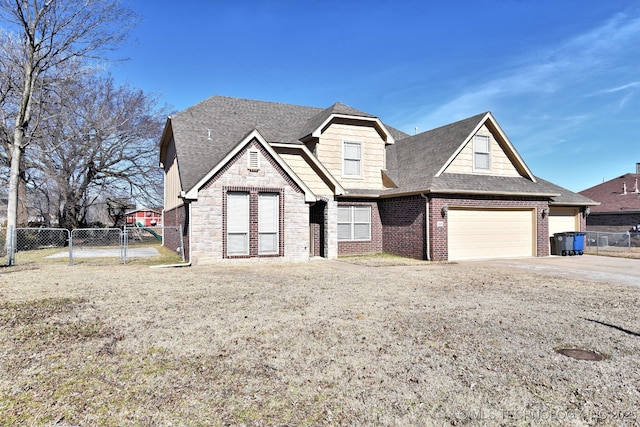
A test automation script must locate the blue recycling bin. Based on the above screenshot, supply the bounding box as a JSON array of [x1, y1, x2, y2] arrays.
[[573, 232, 585, 255], [554, 232, 575, 256]]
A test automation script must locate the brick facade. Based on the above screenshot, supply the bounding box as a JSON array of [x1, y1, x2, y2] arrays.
[[586, 213, 640, 232], [310, 201, 326, 257], [163, 203, 190, 260], [428, 195, 550, 261], [380, 195, 426, 260]]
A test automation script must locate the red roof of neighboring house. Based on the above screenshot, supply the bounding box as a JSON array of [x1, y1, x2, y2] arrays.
[[579, 173, 640, 213]]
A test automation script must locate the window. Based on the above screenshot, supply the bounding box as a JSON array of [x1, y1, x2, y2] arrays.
[[226, 190, 282, 257], [474, 135, 491, 170], [227, 192, 249, 255], [258, 193, 279, 254], [337, 205, 371, 241], [343, 141, 362, 176]]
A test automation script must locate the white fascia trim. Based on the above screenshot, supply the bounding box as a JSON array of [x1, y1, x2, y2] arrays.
[[184, 129, 317, 203], [311, 114, 395, 144], [435, 112, 536, 182], [270, 143, 345, 195]]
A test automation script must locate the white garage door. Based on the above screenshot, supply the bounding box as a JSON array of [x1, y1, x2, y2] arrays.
[[448, 208, 535, 260], [548, 207, 579, 237]]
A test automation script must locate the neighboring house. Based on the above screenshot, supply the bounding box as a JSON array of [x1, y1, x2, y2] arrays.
[[159, 96, 596, 264], [579, 165, 640, 232], [125, 208, 163, 227]]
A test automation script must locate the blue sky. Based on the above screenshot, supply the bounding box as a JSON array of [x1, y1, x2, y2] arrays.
[[112, 0, 640, 192]]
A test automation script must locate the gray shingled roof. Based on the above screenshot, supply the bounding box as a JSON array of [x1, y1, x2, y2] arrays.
[[170, 96, 322, 192], [168, 96, 406, 193], [165, 96, 594, 206], [381, 113, 596, 204], [298, 102, 376, 140], [385, 113, 488, 194]]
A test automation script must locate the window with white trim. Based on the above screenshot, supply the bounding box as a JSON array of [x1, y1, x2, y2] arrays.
[[343, 141, 362, 177], [474, 135, 491, 171], [337, 205, 371, 241], [258, 193, 279, 254], [227, 192, 249, 255]]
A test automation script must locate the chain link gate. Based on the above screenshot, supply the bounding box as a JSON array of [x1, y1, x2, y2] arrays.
[[70, 228, 124, 265], [5, 225, 185, 266]]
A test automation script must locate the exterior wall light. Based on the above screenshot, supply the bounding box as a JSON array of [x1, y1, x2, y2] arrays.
[[583, 207, 591, 218], [441, 204, 448, 218], [541, 207, 549, 218]]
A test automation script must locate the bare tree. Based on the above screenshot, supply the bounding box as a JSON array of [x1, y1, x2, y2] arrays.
[[30, 71, 164, 229], [0, 0, 136, 260]]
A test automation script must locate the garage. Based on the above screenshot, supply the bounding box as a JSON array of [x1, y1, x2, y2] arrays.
[[548, 207, 579, 237], [448, 208, 535, 260]]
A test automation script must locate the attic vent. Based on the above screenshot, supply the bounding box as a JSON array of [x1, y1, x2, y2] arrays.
[[248, 149, 260, 171]]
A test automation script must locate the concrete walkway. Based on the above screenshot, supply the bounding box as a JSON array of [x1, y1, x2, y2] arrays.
[[46, 247, 160, 259]]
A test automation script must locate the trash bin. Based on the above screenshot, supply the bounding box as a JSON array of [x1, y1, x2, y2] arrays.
[[554, 232, 575, 256], [573, 232, 585, 255]]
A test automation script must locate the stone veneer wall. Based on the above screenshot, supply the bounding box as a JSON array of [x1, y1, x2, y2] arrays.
[[189, 140, 309, 264]]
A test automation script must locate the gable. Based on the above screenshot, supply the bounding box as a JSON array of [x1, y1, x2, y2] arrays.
[[315, 120, 389, 190], [184, 130, 316, 202], [437, 113, 535, 182], [444, 124, 521, 177]]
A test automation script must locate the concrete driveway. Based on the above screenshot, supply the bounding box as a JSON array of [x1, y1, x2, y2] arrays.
[[474, 255, 640, 287]]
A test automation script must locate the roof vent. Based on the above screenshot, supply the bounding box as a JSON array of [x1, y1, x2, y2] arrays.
[[622, 182, 627, 195], [634, 178, 639, 194]]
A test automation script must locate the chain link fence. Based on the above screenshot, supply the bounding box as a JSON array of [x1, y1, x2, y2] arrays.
[[4, 225, 184, 266], [11, 228, 71, 265], [585, 231, 640, 257]]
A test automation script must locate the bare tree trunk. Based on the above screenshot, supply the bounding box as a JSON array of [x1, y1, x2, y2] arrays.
[[18, 163, 29, 225]]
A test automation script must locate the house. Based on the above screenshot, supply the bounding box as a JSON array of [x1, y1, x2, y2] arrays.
[[159, 96, 596, 264], [125, 208, 163, 227], [579, 164, 640, 232]]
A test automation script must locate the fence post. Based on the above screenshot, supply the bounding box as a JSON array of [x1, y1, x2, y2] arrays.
[[69, 229, 74, 266], [123, 227, 128, 265]]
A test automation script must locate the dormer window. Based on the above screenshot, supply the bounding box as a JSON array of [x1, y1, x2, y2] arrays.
[[343, 141, 362, 177], [474, 135, 490, 171]]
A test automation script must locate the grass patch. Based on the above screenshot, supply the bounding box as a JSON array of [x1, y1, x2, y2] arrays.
[[339, 252, 428, 267], [1, 262, 639, 425]]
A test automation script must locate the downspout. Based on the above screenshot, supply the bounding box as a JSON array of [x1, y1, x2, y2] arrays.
[[421, 193, 430, 261]]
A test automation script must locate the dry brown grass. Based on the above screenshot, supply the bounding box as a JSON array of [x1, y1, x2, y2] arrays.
[[1, 258, 639, 426]]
